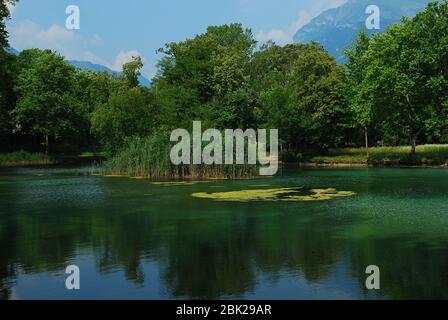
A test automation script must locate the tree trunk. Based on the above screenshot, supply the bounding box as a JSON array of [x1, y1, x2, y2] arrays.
[[364, 126, 369, 157], [411, 135, 417, 154], [405, 94, 417, 155], [45, 134, 49, 155]]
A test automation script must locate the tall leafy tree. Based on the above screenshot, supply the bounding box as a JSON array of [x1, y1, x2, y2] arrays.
[[0, 48, 16, 149], [153, 24, 256, 130], [91, 87, 156, 153], [12, 49, 82, 154], [252, 43, 350, 152], [122, 56, 143, 88], [91, 60, 156, 153], [345, 31, 372, 154], [0, 0, 18, 150], [361, 0, 448, 153], [0, 0, 17, 48]]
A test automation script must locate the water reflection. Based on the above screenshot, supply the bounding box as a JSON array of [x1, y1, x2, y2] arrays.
[[0, 167, 448, 299]]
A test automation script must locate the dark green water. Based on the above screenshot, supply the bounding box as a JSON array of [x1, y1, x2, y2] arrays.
[[0, 166, 447, 300]]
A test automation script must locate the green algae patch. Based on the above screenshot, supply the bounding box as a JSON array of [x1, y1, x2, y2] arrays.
[[192, 187, 356, 202], [151, 181, 214, 187], [247, 184, 271, 187], [286, 188, 356, 201]]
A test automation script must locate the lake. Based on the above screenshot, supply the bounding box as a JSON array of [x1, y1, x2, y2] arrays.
[[0, 166, 447, 299]]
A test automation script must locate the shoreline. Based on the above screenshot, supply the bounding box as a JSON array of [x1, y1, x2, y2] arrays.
[[297, 162, 448, 169], [3, 161, 448, 170], [0, 154, 106, 168], [0, 160, 55, 168]]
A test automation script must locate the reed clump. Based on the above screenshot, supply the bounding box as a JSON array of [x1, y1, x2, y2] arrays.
[[104, 133, 259, 179]]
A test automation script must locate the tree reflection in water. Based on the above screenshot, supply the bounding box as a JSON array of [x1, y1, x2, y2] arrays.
[[1, 167, 448, 299]]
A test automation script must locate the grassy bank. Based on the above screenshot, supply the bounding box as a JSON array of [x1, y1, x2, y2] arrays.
[[54, 151, 107, 165], [308, 145, 448, 167], [105, 142, 448, 179], [0, 151, 54, 167], [5, 145, 447, 171]]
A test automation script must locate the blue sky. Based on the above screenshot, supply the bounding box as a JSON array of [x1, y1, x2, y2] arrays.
[[6, 0, 346, 78]]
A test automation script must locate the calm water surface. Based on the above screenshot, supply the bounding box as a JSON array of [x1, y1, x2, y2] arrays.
[[0, 166, 447, 299]]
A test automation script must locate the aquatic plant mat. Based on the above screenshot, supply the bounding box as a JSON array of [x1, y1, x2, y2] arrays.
[[192, 187, 356, 202]]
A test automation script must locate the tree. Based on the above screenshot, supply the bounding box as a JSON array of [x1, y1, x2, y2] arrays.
[[0, 0, 18, 150], [252, 43, 350, 152], [90, 87, 156, 153], [0, 46, 16, 149], [122, 56, 143, 88], [361, 0, 448, 153], [12, 49, 82, 154], [362, 1, 448, 154], [90, 56, 157, 153], [0, 0, 17, 48], [69, 70, 114, 150], [340, 0, 448, 150], [153, 24, 256, 130], [345, 31, 372, 155], [413, 0, 448, 144]]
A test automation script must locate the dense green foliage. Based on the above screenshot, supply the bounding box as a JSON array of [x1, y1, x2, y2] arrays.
[[348, 1, 448, 151], [0, 0, 17, 149], [0, 0, 16, 48], [12, 49, 83, 153], [1, 1, 448, 171], [91, 86, 156, 153], [252, 42, 351, 152], [153, 24, 256, 130]]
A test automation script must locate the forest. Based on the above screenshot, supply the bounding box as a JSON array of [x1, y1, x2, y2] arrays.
[[1, 0, 448, 174]]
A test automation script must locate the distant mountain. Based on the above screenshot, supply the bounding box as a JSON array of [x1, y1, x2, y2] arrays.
[[293, 0, 432, 61], [5, 48, 151, 87], [5, 47, 19, 55], [68, 60, 152, 87], [68, 60, 120, 75]]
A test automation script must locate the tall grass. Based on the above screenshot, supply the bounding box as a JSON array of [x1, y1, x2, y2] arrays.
[[0, 151, 54, 167], [103, 133, 259, 179]]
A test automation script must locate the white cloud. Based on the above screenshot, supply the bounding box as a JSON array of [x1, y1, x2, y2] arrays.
[[7, 20, 152, 78], [82, 50, 111, 66], [8, 20, 103, 61], [256, 0, 347, 46], [291, 0, 347, 33], [256, 29, 292, 46], [111, 50, 142, 71], [290, 11, 314, 33]]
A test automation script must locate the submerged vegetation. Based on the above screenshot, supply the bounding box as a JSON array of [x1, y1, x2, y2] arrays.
[[192, 187, 356, 202]]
